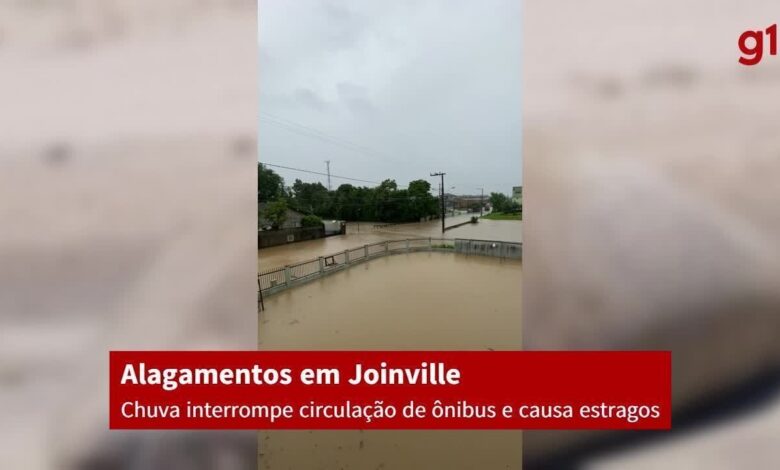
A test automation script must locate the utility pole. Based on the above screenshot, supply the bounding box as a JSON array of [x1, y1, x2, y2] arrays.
[[325, 160, 332, 190], [477, 187, 484, 217], [430, 172, 446, 233]]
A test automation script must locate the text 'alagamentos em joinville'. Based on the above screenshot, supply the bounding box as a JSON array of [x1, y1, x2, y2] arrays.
[[120, 361, 462, 391]]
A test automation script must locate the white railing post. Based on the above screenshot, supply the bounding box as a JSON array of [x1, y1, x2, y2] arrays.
[[344, 249, 350, 264], [364, 244, 369, 258], [318, 256, 324, 273], [284, 266, 291, 285]]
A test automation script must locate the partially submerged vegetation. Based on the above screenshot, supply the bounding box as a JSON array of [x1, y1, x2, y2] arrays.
[[482, 212, 521, 221], [431, 243, 455, 249], [301, 214, 324, 227]]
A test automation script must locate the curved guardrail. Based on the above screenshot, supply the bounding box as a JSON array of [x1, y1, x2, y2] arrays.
[[258, 238, 521, 296]]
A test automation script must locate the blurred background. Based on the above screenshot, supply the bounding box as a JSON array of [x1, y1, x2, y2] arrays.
[[523, 0, 780, 468], [3, 0, 779, 469], [0, 1, 257, 469]]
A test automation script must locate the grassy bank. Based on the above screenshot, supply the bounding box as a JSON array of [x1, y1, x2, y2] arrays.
[[482, 212, 522, 221]]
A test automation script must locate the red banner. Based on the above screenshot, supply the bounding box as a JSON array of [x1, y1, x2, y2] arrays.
[[109, 351, 671, 430]]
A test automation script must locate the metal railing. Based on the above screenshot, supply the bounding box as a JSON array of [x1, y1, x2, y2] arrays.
[[258, 238, 521, 296], [454, 238, 522, 260]]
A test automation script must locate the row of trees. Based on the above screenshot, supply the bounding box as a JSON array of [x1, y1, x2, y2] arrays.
[[259, 164, 440, 225], [488, 192, 521, 214]]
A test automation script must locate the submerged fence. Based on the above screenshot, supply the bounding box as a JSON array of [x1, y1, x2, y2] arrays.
[[258, 238, 521, 296], [454, 238, 523, 259]]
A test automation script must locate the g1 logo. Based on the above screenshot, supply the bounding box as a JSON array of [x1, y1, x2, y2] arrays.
[[739, 24, 777, 66]]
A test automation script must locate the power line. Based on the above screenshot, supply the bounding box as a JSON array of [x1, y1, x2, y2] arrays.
[[260, 112, 396, 161], [261, 162, 381, 185]]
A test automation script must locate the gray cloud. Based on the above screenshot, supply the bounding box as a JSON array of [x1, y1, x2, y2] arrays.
[[259, 0, 521, 195], [336, 81, 375, 116], [294, 87, 330, 112]]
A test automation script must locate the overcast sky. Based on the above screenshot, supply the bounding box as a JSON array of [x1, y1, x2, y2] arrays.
[[258, 0, 521, 196]]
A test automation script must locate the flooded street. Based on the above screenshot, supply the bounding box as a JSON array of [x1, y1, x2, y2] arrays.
[[259, 252, 522, 349], [259, 215, 522, 269], [259, 252, 522, 469], [379, 214, 522, 243]]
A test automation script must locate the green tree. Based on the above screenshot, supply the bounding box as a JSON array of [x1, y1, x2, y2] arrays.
[[272, 176, 440, 224], [378, 179, 398, 191], [374, 179, 399, 221], [301, 214, 324, 227], [258, 164, 285, 203], [407, 179, 430, 195], [333, 184, 361, 220], [407, 179, 438, 220], [289, 179, 331, 215], [262, 200, 288, 230], [489, 192, 511, 213]]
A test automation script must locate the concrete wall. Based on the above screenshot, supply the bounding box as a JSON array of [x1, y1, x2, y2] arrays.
[[258, 226, 325, 249], [258, 205, 305, 230]]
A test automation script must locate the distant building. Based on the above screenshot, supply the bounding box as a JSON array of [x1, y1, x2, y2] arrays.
[[443, 193, 457, 211], [451, 194, 487, 211], [512, 186, 523, 205], [323, 220, 347, 236], [258, 203, 305, 231]]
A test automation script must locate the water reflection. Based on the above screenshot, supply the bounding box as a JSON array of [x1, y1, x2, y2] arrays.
[[258, 252, 522, 469]]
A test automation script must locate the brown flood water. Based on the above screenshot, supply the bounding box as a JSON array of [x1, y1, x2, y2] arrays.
[[258, 252, 522, 469], [258, 215, 522, 269]]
